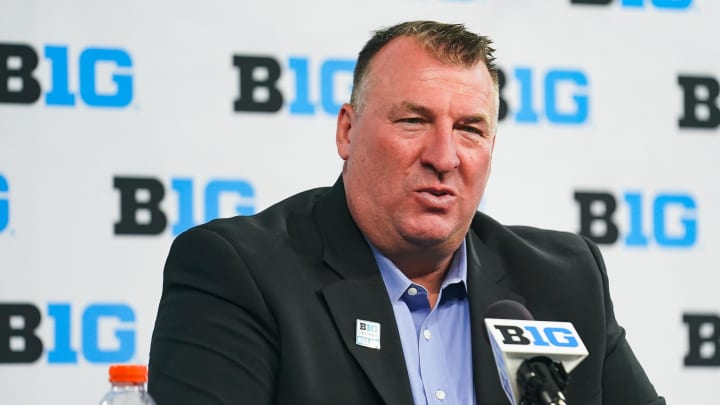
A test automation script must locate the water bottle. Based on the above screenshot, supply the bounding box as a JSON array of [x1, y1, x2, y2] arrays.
[[98, 364, 157, 405]]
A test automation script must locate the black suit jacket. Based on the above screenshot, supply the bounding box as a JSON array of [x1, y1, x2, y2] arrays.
[[148, 179, 665, 404]]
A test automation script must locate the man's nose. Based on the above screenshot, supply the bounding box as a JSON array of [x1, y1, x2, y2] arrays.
[[420, 125, 460, 175]]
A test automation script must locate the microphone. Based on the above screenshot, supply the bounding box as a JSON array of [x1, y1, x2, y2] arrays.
[[483, 300, 589, 405]]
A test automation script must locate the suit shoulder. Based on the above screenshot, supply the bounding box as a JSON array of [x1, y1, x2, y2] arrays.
[[469, 213, 608, 320], [470, 211, 597, 268], [178, 186, 329, 247]]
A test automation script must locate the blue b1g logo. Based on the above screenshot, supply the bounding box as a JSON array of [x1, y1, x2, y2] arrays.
[[499, 67, 589, 125], [493, 324, 579, 348], [570, 0, 691, 8], [0, 302, 136, 364], [0, 174, 8, 233], [0, 43, 133, 107], [233, 55, 355, 116], [575, 190, 698, 247], [113, 176, 256, 236]]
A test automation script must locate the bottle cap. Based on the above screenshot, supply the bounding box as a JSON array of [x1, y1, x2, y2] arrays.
[[109, 364, 148, 384]]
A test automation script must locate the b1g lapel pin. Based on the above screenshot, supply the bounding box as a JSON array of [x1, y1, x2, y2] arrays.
[[355, 319, 381, 350]]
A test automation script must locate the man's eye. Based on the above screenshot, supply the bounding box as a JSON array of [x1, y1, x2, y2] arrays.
[[399, 117, 424, 124], [459, 126, 483, 136]]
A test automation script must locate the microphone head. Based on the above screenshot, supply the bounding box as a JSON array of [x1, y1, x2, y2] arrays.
[[482, 300, 534, 343], [482, 300, 588, 405], [484, 300, 534, 321]]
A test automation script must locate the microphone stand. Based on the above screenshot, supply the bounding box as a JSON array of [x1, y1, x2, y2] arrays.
[[517, 356, 570, 405]]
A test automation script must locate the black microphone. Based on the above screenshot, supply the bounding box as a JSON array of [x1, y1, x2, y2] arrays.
[[483, 300, 588, 405]]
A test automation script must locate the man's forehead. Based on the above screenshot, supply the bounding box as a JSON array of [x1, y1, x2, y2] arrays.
[[366, 37, 492, 88], [363, 36, 498, 121], [372, 36, 488, 71]]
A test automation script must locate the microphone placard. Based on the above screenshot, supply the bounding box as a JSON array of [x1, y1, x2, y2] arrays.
[[484, 318, 589, 404]]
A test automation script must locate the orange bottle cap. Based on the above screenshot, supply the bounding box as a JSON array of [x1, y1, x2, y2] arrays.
[[109, 364, 148, 384]]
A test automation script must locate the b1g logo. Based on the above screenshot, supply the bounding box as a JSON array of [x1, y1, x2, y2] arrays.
[[0, 43, 133, 107], [570, 0, 691, 8], [0, 302, 135, 364], [233, 55, 355, 116], [678, 75, 720, 129], [497, 67, 589, 125], [683, 313, 720, 366], [0, 174, 8, 233], [574, 190, 697, 247], [114, 176, 255, 236], [492, 325, 580, 348]]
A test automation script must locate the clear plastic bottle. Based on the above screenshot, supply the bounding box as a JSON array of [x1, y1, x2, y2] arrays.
[[98, 364, 157, 405]]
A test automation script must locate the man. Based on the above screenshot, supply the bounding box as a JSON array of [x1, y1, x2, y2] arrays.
[[149, 21, 665, 404]]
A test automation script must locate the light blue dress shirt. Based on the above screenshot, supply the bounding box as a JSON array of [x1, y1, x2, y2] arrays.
[[369, 241, 476, 405]]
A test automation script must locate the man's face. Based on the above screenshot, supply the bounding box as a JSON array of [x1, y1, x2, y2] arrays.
[[336, 36, 497, 258]]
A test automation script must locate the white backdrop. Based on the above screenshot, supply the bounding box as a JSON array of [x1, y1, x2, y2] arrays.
[[1, 0, 718, 403]]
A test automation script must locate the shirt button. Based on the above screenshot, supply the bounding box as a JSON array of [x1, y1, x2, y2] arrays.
[[435, 390, 446, 400], [407, 287, 418, 296], [423, 329, 432, 340]]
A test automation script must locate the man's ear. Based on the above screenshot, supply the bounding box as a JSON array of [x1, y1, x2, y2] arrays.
[[336, 103, 354, 160]]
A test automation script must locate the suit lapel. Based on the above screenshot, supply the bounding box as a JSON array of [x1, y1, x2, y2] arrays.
[[466, 227, 526, 404], [322, 279, 413, 404], [315, 179, 413, 404]]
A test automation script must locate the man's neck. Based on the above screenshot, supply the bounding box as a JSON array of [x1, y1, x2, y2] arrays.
[[393, 254, 454, 310]]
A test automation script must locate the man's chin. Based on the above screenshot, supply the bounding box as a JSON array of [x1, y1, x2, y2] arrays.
[[402, 228, 459, 248]]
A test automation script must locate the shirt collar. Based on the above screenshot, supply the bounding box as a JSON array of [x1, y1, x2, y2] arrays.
[[369, 239, 468, 302]]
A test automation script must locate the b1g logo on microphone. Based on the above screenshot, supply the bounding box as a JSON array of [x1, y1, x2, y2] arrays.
[[113, 176, 255, 236], [683, 312, 720, 367], [570, 0, 692, 9], [678, 75, 720, 130], [497, 67, 590, 125], [233, 54, 355, 116], [574, 190, 698, 247], [0, 174, 9, 234], [484, 319, 588, 363], [484, 318, 588, 404], [0, 302, 136, 364], [492, 324, 580, 348], [0, 43, 133, 108]]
